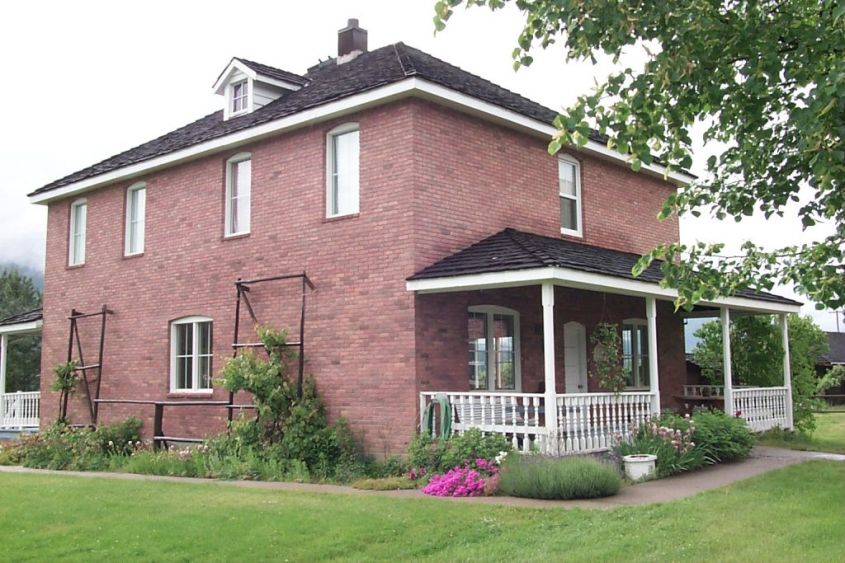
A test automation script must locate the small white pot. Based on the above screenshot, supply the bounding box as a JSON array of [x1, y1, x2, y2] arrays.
[[622, 454, 657, 481]]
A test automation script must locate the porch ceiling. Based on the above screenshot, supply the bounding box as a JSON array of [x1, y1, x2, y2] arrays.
[[406, 229, 801, 314]]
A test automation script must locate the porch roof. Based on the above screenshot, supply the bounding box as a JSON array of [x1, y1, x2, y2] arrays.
[[0, 308, 43, 335], [406, 229, 801, 314]]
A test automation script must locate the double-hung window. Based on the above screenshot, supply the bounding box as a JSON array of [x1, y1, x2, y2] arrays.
[[467, 306, 521, 391], [559, 155, 582, 236], [326, 123, 359, 217], [622, 319, 650, 389], [225, 153, 251, 236], [125, 182, 146, 255], [68, 198, 87, 266], [231, 80, 249, 115], [171, 316, 213, 392]]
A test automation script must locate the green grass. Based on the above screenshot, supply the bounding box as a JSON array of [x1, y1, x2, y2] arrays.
[[1, 461, 844, 561], [757, 411, 845, 454]]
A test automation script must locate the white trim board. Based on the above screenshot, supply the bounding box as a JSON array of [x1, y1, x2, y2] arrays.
[[0, 320, 43, 335], [405, 267, 801, 315], [29, 77, 695, 205]]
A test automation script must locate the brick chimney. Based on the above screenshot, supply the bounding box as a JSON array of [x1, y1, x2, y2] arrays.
[[337, 19, 367, 64]]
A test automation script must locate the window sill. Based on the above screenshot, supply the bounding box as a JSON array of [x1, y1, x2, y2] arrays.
[[66, 263, 85, 270], [222, 232, 250, 242], [323, 213, 359, 224], [560, 228, 583, 239], [123, 252, 144, 260], [167, 391, 214, 399]]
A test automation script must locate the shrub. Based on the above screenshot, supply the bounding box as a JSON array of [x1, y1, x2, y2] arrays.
[[422, 458, 499, 497], [690, 409, 754, 463], [351, 476, 417, 490], [497, 455, 621, 499], [408, 429, 511, 474], [616, 418, 707, 477]]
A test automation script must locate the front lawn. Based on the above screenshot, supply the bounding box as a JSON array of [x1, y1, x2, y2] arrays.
[[757, 411, 845, 454], [1, 461, 843, 561]]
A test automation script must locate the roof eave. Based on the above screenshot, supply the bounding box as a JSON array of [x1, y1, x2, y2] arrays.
[[406, 266, 802, 315]]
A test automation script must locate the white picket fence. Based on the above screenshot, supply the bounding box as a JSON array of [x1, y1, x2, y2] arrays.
[[0, 391, 40, 429], [734, 387, 789, 432], [420, 391, 654, 454]]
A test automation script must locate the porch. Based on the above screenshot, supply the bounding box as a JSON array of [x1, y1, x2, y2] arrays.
[[408, 229, 801, 453], [0, 308, 42, 433]]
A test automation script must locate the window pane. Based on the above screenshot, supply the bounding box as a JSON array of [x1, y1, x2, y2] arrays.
[[229, 159, 251, 234], [638, 325, 650, 387], [331, 130, 359, 216], [177, 357, 191, 389], [197, 322, 212, 355], [467, 312, 488, 390], [128, 187, 145, 253], [492, 314, 516, 390], [70, 202, 87, 264], [559, 161, 576, 196], [176, 323, 193, 356], [622, 324, 634, 387], [198, 355, 211, 389], [560, 197, 577, 231]]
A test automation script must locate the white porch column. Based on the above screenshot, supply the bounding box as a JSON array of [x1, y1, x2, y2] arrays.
[[0, 333, 6, 394], [781, 314, 794, 429], [721, 307, 733, 415], [541, 282, 558, 451], [646, 297, 660, 415]]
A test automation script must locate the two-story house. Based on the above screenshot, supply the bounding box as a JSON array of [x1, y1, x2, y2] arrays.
[[27, 20, 800, 455]]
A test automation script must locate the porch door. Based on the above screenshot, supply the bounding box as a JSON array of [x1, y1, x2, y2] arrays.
[[563, 321, 588, 393]]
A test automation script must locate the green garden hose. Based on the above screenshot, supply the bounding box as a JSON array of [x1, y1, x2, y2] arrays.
[[422, 395, 452, 440]]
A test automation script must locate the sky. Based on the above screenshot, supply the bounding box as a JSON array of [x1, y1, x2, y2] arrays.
[[0, 0, 840, 331]]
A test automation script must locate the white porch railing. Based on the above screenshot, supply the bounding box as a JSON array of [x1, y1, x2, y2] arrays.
[[734, 387, 788, 432], [683, 384, 725, 398], [0, 391, 40, 429], [420, 391, 655, 454], [420, 391, 546, 452], [555, 392, 654, 453]]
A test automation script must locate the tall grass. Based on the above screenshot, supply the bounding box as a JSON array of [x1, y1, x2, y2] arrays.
[[497, 455, 621, 500]]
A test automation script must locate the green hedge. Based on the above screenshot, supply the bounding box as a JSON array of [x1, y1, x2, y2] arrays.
[[497, 455, 621, 500]]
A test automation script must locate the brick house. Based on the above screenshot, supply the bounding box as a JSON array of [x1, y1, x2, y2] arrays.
[[22, 20, 801, 454]]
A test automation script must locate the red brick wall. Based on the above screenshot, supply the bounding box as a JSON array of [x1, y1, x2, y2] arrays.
[[42, 101, 420, 455], [41, 97, 685, 456]]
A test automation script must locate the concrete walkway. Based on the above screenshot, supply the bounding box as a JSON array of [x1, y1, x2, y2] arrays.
[[1, 446, 842, 510]]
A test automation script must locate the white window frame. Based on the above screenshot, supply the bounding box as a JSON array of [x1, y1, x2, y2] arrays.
[[559, 154, 583, 237], [124, 182, 146, 256], [68, 198, 87, 266], [325, 122, 360, 218], [224, 152, 252, 237], [229, 79, 250, 117], [170, 316, 213, 393], [467, 305, 522, 392], [622, 318, 650, 390]]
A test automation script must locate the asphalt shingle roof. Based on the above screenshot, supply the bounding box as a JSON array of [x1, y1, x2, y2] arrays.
[[31, 43, 609, 197], [822, 332, 845, 364], [407, 228, 801, 307], [0, 307, 43, 327], [233, 57, 310, 86]]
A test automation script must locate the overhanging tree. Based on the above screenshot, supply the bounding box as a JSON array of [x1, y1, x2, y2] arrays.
[[434, 0, 845, 309]]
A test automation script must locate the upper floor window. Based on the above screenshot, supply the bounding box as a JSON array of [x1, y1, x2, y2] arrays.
[[170, 316, 213, 392], [467, 305, 521, 392], [559, 155, 582, 237], [231, 80, 249, 115], [225, 153, 251, 236], [622, 319, 649, 389], [326, 123, 359, 218], [68, 198, 87, 266], [125, 182, 146, 256]]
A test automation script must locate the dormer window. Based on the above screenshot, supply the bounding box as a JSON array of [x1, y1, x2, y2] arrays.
[[231, 80, 249, 115]]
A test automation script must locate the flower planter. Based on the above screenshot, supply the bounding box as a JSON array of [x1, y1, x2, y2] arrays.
[[622, 454, 657, 481]]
